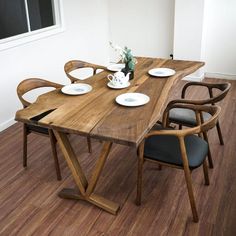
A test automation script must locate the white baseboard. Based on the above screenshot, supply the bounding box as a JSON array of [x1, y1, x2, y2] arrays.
[[0, 118, 16, 132], [205, 72, 236, 80], [182, 73, 204, 82]]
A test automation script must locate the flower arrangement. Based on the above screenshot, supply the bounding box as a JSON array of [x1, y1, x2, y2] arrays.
[[109, 42, 137, 73]]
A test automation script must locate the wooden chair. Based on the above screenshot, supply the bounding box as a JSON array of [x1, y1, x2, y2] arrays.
[[64, 60, 106, 152], [167, 81, 230, 168], [64, 60, 106, 84], [17, 78, 63, 180], [136, 103, 221, 222], [168, 81, 230, 143]]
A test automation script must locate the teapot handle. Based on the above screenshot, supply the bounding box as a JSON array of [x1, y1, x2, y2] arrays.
[[107, 74, 114, 83]]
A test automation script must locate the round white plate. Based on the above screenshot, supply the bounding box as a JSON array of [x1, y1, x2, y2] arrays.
[[107, 81, 130, 89], [106, 63, 125, 72], [61, 83, 92, 95], [116, 93, 150, 107], [148, 68, 176, 77]]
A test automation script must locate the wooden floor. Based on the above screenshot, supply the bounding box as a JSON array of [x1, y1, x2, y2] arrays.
[[0, 78, 236, 236]]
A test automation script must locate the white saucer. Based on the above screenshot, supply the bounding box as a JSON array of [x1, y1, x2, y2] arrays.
[[116, 93, 150, 107], [107, 81, 130, 89], [148, 68, 176, 77], [61, 83, 92, 95], [106, 63, 125, 72]]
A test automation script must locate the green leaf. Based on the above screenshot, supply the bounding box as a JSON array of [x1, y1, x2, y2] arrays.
[[128, 60, 135, 70]]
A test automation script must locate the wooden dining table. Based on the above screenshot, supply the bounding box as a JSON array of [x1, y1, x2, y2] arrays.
[[15, 57, 204, 214]]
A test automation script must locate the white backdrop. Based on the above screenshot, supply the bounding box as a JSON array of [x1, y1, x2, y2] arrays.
[[204, 0, 236, 77], [108, 0, 175, 59]]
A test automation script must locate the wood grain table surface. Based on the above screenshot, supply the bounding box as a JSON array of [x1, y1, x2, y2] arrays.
[[15, 57, 204, 147]]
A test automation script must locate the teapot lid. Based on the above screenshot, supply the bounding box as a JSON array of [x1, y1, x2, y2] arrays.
[[114, 71, 125, 77]]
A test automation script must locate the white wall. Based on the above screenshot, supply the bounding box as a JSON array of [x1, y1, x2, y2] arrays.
[[0, 0, 110, 131], [173, 0, 236, 80], [204, 0, 236, 77], [173, 0, 205, 61], [173, 0, 206, 80], [108, 0, 175, 60]]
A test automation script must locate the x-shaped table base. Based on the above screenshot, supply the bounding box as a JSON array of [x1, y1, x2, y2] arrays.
[[54, 131, 120, 215]]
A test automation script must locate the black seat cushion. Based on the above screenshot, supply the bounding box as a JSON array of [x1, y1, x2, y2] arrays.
[[144, 127, 208, 169], [169, 108, 212, 126]]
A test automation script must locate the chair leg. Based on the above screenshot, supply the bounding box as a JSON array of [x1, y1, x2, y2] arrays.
[[216, 121, 224, 145], [23, 124, 28, 167], [183, 167, 199, 222], [136, 141, 145, 206], [179, 137, 198, 222], [203, 132, 214, 169], [48, 130, 62, 181], [136, 159, 144, 205], [87, 137, 92, 153], [202, 159, 210, 185]]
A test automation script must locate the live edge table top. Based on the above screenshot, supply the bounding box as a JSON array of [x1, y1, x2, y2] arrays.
[[15, 57, 204, 147]]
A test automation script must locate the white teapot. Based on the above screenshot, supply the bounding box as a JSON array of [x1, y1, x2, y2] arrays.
[[107, 71, 130, 87]]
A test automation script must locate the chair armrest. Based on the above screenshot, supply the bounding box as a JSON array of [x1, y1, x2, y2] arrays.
[[162, 102, 210, 128], [181, 81, 215, 99], [167, 98, 209, 106], [145, 126, 200, 139], [162, 102, 220, 133], [17, 78, 63, 107], [64, 60, 106, 83], [181, 81, 231, 105]]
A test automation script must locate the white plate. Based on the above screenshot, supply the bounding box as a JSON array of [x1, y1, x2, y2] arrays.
[[148, 68, 176, 77], [106, 63, 125, 72], [116, 93, 150, 107], [107, 81, 130, 89], [61, 83, 92, 95]]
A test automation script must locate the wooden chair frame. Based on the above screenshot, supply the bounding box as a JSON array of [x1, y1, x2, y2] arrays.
[[17, 78, 63, 180], [168, 81, 230, 144], [137, 104, 221, 222], [64, 60, 106, 84]]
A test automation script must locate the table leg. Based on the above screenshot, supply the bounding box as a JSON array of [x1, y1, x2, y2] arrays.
[[53, 131, 120, 215]]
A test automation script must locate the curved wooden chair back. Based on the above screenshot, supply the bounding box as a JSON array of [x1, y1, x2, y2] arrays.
[[153, 103, 222, 139], [64, 60, 106, 83], [181, 81, 231, 105], [17, 78, 63, 180], [17, 78, 62, 108]]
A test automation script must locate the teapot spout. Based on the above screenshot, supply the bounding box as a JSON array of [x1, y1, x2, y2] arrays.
[[125, 72, 131, 79]]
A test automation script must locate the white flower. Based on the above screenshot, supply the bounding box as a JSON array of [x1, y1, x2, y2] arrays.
[[109, 42, 125, 56], [109, 42, 136, 70]]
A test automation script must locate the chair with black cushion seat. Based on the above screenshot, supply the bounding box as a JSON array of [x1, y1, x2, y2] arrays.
[[64, 60, 106, 153], [167, 81, 230, 168], [136, 103, 221, 223], [17, 78, 63, 180], [168, 81, 230, 143], [64, 60, 106, 84]]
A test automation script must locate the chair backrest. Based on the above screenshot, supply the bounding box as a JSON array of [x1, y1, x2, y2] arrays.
[[181, 81, 231, 105], [17, 78, 62, 108], [64, 60, 106, 83], [162, 103, 221, 137]]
